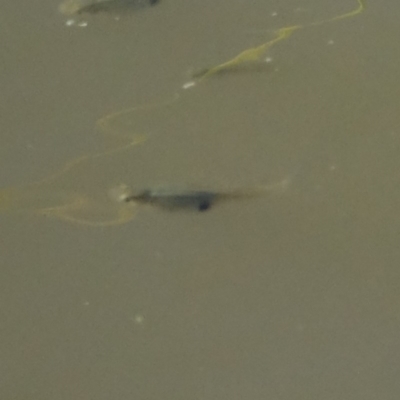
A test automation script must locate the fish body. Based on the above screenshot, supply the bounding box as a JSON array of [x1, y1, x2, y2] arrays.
[[59, 0, 159, 16], [125, 189, 218, 211], [123, 181, 289, 212]]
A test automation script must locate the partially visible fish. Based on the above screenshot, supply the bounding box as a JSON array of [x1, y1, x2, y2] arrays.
[[59, 0, 159, 16], [117, 179, 290, 212]]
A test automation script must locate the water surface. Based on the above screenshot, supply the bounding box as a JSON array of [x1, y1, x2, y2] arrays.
[[1, 1, 400, 399]]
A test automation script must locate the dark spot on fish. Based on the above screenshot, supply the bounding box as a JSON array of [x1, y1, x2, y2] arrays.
[[198, 201, 211, 211]]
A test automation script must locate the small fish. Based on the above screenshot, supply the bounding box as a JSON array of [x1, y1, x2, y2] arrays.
[[59, 0, 159, 16], [119, 179, 290, 212]]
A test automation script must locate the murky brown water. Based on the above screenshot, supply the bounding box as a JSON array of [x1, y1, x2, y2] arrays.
[[2, 1, 400, 399]]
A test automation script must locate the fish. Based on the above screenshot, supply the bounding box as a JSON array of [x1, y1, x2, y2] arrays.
[[117, 179, 291, 212], [59, 0, 159, 16]]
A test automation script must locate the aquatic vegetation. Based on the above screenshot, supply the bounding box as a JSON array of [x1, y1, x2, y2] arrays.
[[192, 0, 365, 81], [0, 134, 146, 226]]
